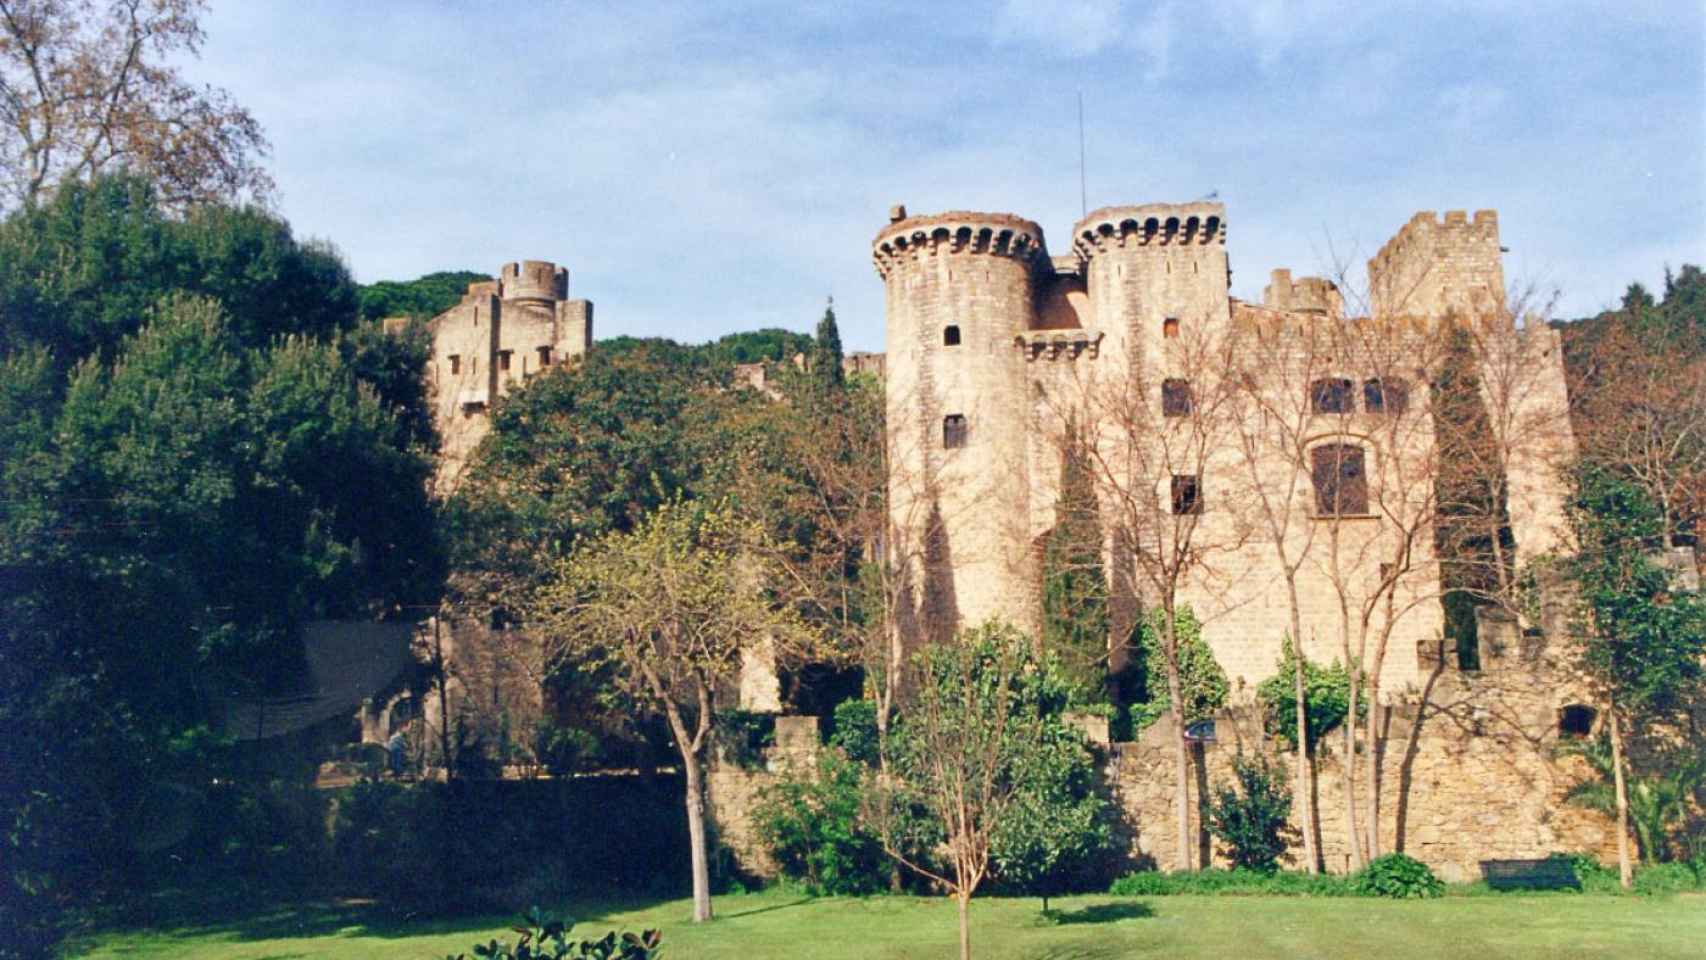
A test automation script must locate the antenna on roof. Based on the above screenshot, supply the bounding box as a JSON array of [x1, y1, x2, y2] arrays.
[[1077, 90, 1088, 218]]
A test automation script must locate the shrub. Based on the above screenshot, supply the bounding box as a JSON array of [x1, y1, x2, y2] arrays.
[[1123, 607, 1228, 734], [1206, 756, 1293, 872], [1109, 868, 1353, 897], [1255, 637, 1364, 751], [533, 722, 601, 777], [1633, 861, 1704, 895], [828, 698, 880, 767], [445, 908, 661, 960], [752, 752, 888, 895], [715, 709, 775, 770], [1353, 853, 1443, 899]]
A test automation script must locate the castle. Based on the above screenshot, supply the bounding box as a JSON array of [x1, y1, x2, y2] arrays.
[[376, 206, 1624, 876], [405, 259, 594, 490], [873, 202, 1576, 695]]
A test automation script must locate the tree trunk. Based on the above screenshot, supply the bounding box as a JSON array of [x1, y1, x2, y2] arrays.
[[1291, 642, 1317, 873], [957, 890, 971, 960], [1363, 640, 1390, 861], [1163, 610, 1193, 871], [683, 754, 714, 922], [1609, 706, 1633, 890], [1284, 574, 1319, 874], [435, 618, 453, 782], [1341, 685, 1364, 871]]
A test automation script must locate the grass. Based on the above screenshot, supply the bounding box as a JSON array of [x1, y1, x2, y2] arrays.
[[65, 887, 1706, 960]]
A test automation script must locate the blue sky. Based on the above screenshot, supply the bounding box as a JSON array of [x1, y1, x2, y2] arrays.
[[196, 1, 1704, 352]]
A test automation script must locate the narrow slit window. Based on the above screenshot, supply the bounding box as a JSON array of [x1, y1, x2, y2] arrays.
[[1311, 443, 1368, 515], [944, 325, 962, 347], [1171, 474, 1202, 515], [943, 414, 968, 449], [1162, 378, 1194, 417]]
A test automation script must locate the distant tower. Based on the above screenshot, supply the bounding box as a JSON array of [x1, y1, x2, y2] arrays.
[[873, 206, 1047, 646], [422, 259, 594, 492]]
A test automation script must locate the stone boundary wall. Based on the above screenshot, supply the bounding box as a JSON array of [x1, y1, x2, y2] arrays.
[[708, 670, 1618, 884]]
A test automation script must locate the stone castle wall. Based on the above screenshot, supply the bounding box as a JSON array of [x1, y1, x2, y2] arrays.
[[709, 634, 1615, 883]]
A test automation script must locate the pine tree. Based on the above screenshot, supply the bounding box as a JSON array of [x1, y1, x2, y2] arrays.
[[1040, 429, 1110, 702], [813, 299, 846, 389]]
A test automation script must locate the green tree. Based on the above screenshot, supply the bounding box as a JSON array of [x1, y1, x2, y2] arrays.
[[874, 621, 1090, 960], [1040, 427, 1110, 702], [1559, 735, 1706, 865], [356, 269, 488, 322], [812, 301, 845, 389], [1563, 465, 1706, 887], [0, 295, 440, 953], [534, 499, 816, 923], [0, 174, 358, 369], [1126, 606, 1228, 732]]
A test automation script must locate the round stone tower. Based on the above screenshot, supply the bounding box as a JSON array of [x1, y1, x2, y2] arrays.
[[498, 259, 569, 305], [1072, 202, 1229, 370], [873, 208, 1046, 647]]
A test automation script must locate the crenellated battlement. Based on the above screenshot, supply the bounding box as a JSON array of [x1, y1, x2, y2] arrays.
[[1369, 209, 1499, 276], [871, 210, 1047, 278], [1070, 202, 1226, 262], [1368, 209, 1505, 321]]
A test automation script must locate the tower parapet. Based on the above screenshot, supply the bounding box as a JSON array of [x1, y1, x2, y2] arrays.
[[1368, 210, 1504, 322], [1263, 268, 1344, 318], [1070, 202, 1230, 370], [499, 260, 569, 303], [1070, 202, 1227, 262], [872, 211, 1047, 278]]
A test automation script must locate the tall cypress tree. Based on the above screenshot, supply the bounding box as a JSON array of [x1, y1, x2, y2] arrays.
[[813, 299, 845, 389], [1041, 428, 1110, 701]]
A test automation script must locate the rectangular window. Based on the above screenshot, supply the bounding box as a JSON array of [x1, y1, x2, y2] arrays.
[[1364, 378, 1408, 415], [1310, 378, 1354, 414], [943, 414, 968, 449], [1162, 379, 1193, 417], [1311, 443, 1368, 515], [1171, 474, 1202, 515], [448, 354, 461, 375], [538, 346, 553, 367], [498, 350, 513, 371]]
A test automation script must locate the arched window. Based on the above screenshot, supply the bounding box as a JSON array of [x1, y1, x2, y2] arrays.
[[1558, 704, 1596, 739], [1364, 378, 1408, 415], [1311, 443, 1368, 515], [943, 414, 968, 449], [1162, 379, 1194, 417], [1310, 378, 1354, 414], [944, 325, 961, 347], [1162, 317, 1180, 339]]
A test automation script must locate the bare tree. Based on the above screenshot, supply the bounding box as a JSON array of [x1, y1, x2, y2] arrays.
[[1054, 313, 1252, 870], [1224, 308, 1338, 872], [0, 0, 271, 210]]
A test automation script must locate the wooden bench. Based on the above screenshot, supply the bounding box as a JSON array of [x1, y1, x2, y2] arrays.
[[1479, 858, 1581, 891]]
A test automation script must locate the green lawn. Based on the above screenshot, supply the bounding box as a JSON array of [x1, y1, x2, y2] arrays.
[[66, 889, 1706, 960]]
